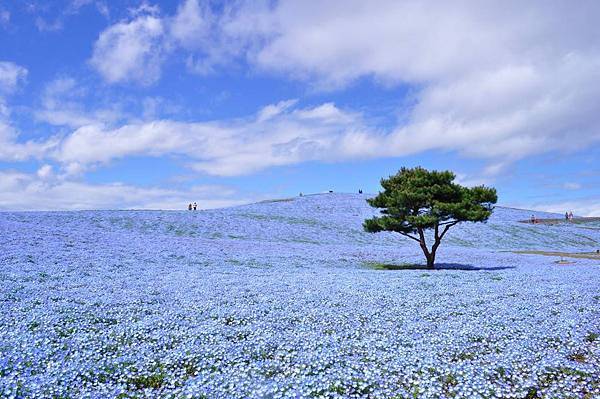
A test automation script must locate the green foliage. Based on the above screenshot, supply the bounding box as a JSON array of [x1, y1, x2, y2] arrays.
[[364, 167, 497, 268], [363, 262, 429, 270], [127, 372, 167, 390], [364, 167, 497, 234], [585, 332, 598, 343]]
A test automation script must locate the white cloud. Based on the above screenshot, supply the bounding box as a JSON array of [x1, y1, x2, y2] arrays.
[[128, 2, 161, 18], [169, 0, 211, 48], [227, 1, 600, 164], [0, 9, 9, 26], [89, 0, 251, 83], [527, 198, 600, 217], [36, 164, 53, 179], [0, 121, 59, 161], [35, 77, 125, 128], [29, 1, 109, 32], [88, 1, 600, 167], [2, 0, 597, 210], [0, 61, 27, 93], [563, 182, 582, 190], [0, 170, 247, 210], [246, 2, 599, 86], [35, 77, 95, 127], [256, 99, 297, 122], [35, 16, 63, 32], [70, 0, 94, 8], [386, 54, 600, 161], [90, 13, 164, 85], [51, 101, 375, 176], [0, 61, 61, 162], [454, 173, 490, 188], [95, 2, 109, 18], [37, 85, 597, 179], [174, 0, 247, 74]]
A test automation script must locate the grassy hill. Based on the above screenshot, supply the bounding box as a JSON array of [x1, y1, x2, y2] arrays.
[[0, 193, 599, 398]]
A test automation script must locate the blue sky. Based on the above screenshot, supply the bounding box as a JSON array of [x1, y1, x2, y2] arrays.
[[0, 1, 599, 214]]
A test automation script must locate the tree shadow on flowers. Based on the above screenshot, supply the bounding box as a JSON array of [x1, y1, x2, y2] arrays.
[[434, 263, 515, 271], [365, 262, 515, 271]]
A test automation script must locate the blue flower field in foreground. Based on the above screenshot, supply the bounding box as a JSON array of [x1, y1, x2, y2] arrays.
[[1, 194, 599, 398]]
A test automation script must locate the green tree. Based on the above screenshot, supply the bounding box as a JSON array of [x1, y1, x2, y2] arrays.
[[364, 167, 497, 268]]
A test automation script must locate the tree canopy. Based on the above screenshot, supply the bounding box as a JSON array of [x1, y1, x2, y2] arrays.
[[364, 167, 498, 268]]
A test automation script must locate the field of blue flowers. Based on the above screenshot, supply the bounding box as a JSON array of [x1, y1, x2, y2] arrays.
[[1, 193, 599, 398]]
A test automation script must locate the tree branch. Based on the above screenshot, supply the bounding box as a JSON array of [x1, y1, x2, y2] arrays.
[[417, 228, 430, 255], [438, 220, 459, 226], [439, 221, 459, 240], [398, 232, 421, 243]]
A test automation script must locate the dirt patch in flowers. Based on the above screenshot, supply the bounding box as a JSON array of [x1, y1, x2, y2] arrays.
[[513, 250, 600, 261]]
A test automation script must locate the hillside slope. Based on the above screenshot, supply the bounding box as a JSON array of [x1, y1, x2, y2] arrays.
[[1, 193, 599, 398], [236, 193, 599, 252], [2, 193, 598, 272]]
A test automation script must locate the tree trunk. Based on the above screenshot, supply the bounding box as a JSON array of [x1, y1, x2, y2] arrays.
[[415, 222, 452, 269], [427, 249, 436, 269], [426, 223, 443, 269], [423, 253, 434, 268], [417, 228, 436, 269]]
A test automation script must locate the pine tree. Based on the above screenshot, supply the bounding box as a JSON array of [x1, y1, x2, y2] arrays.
[[364, 167, 498, 268]]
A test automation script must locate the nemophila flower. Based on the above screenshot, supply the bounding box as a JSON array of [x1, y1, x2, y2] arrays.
[[0, 194, 599, 397]]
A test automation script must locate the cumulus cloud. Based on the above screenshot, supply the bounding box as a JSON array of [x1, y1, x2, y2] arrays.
[[172, 0, 250, 74], [90, 13, 164, 85], [0, 62, 24, 118], [30, 1, 109, 32], [0, 9, 9, 26], [237, 1, 600, 163], [387, 54, 600, 162], [35, 77, 96, 127], [0, 61, 60, 162], [88, 1, 600, 168], [247, 2, 600, 85], [7, 1, 600, 211], [36, 164, 54, 179], [453, 173, 490, 188], [256, 99, 297, 122], [0, 61, 27, 93], [0, 122, 58, 161], [35, 77, 125, 128], [89, 0, 255, 83], [169, 0, 211, 47], [0, 169, 247, 210], [51, 101, 375, 176], [35, 17, 63, 32], [527, 198, 600, 218]]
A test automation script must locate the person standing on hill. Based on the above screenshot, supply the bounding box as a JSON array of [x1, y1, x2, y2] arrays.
[[565, 211, 569, 220], [193, 202, 197, 210], [568, 211, 574, 220], [188, 203, 192, 211]]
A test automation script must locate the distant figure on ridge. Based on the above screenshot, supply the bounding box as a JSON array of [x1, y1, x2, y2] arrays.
[[565, 212, 569, 220], [188, 203, 192, 211], [568, 211, 574, 220], [193, 202, 197, 211], [358, 189, 363, 194], [530, 214, 536, 224]]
